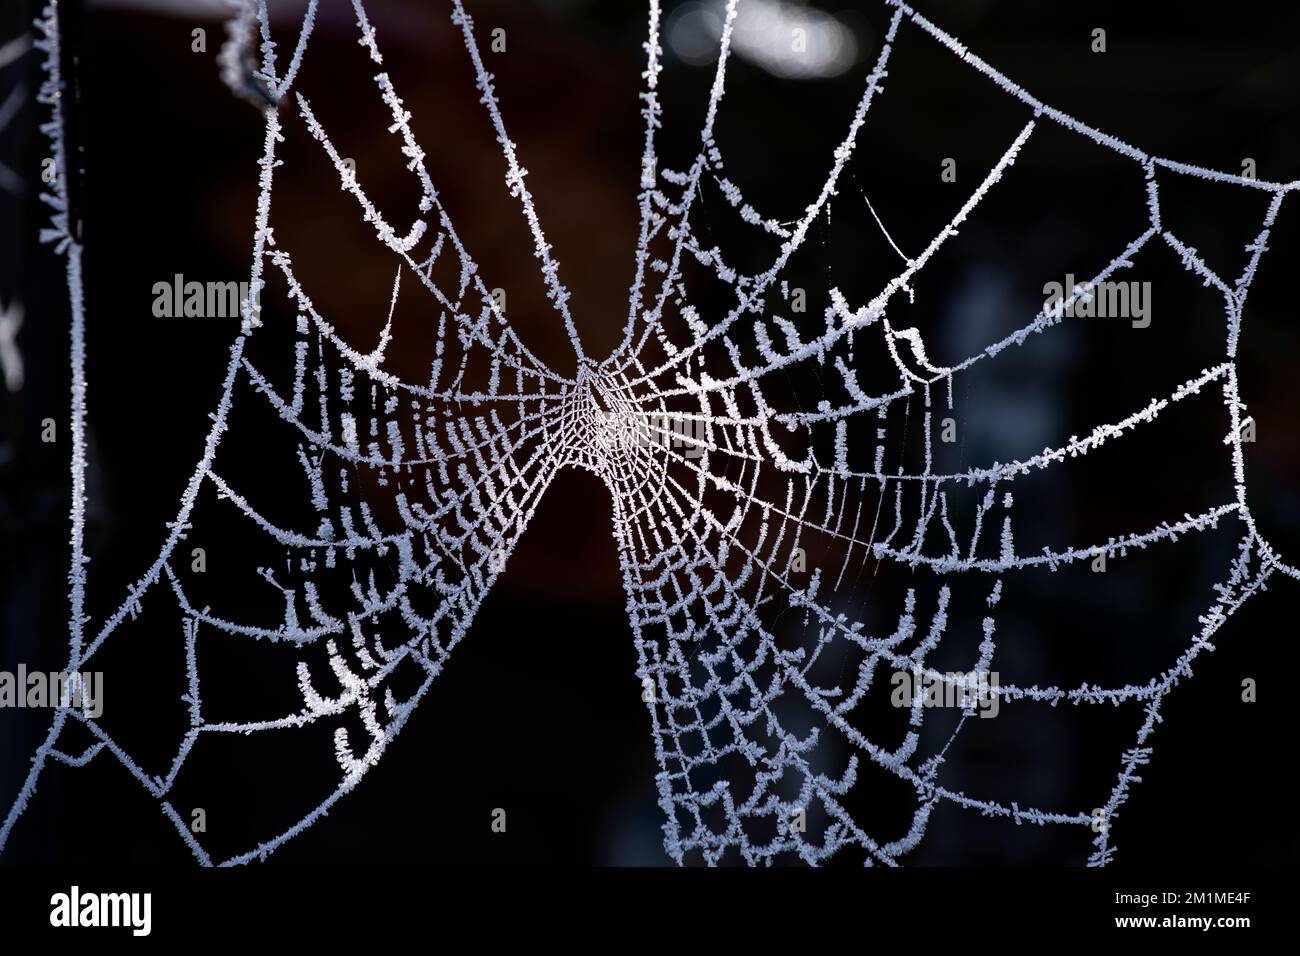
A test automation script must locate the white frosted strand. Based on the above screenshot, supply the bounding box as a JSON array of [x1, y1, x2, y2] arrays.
[[1161, 229, 1233, 299], [863, 120, 1035, 331], [242, 109, 284, 332], [862, 189, 911, 264], [342, 10, 567, 384], [46, 743, 106, 767], [77, 49, 288, 663], [653, 469, 1243, 710], [217, 0, 263, 99], [1225, 363, 1300, 580], [30, 2, 88, 668], [1154, 155, 1294, 194], [614, 7, 905, 381], [639, 457, 1252, 713], [184, 617, 202, 725], [616, 0, 665, 355], [367, 265, 400, 370], [255, 0, 277, 81], [1144, 161, 1161, 229], [63, 203, 88, 656], [873, 503, 1242, 574], [0, 2, 80, 855], [892, 0, 1295, 193], [448, 0, 584, 360], [841, 362, 1237, 488], [1088, 553, 1272, 863], [1223, 362, 1251, 517], [938, 492, 959, 560], [216, 462, 570, 865], [51, 711, 164, 800], [204, 468, 398, 550], [1229, 191, 1288, 358], [626, 114, 1030, 401], [273, 0, 318, 99], [162, 801, 214, 866], [639, 0, 739, 342], [295, 95, 427, 255]]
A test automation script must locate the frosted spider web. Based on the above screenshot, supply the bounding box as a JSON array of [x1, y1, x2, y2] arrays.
[[4, 0, 1297, 866]]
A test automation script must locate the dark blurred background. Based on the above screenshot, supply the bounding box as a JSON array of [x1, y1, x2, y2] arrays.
[[1, 0, 1298, 865]]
